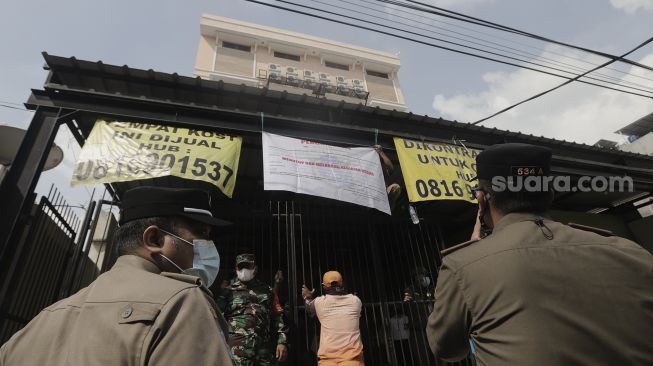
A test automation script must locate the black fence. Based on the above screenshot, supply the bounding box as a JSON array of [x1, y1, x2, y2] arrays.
[[0, 186, 117, 344], [213, 199, 476, 366], [0, 187, 474, 365]]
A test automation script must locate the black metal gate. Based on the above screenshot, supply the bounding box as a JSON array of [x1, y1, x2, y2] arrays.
[[215, 199, 475, 366], [0, 186, 81, 342], [0, 186, 118, 344]]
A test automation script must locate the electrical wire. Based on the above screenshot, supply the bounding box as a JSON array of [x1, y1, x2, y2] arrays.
[[355, 0, 653, 85], [472, 36, 653, 125], [389, 0, 653, 73], [0, 103, 32, 112], [328, 0, 653, 93], [0, 100, 25, 106], [243, 0, 653, 98]]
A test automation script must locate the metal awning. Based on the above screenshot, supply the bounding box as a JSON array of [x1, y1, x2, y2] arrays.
[[26, 53, 653, 190], [3, 51, 653, 268], [615, 112, 653, 136]]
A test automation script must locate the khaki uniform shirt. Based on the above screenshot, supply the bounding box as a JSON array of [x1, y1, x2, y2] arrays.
[[427, 213, 653, 366], [0, 255, 234, 365]]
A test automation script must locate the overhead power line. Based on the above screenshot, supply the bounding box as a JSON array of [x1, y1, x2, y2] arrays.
[[327, 0, 653, 94], [472, 36, 653, 125], [243, 0, 653, 98], [0, 103, 32, 112], [358, 0, 653, 85], [388, 0, 653, 73]]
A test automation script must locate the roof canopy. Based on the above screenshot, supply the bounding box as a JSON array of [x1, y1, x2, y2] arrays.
[[25, 53, 653, 213]]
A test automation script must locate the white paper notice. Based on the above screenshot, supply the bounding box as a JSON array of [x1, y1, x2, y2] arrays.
[[263, 132, 391, 214]]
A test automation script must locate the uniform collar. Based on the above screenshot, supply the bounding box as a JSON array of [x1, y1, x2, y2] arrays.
[[491, 212, 552, 234], [113, 255, 162, 274]]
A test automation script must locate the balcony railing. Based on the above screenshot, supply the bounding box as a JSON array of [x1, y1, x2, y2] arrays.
[[258, 69, 370, 103]]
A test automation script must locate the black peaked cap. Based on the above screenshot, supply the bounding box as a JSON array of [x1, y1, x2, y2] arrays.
[[474, 143, 552, 181], [119, 186, 231, 227]]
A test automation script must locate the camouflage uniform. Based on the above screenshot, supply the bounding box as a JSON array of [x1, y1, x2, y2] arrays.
[[217, 255, 289, 366]]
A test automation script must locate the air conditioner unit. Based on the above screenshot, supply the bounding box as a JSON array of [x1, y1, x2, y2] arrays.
[[268, 64, 281, 81], [286, 66, 299, 74], [336, 77, 350, 96], [304, 70, 316, 80], [318, 73, 335, 93], [352, 79, 366, 94]]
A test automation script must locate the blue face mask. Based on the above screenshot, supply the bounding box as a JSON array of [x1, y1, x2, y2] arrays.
[[158, 228, 220, 288]]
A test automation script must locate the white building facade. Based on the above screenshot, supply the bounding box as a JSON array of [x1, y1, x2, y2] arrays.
[[194, 14, 407, 112]]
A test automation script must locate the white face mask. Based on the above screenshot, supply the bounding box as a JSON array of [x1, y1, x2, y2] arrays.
[[158, 229, 220, 288], [237, 268, 256, 282]]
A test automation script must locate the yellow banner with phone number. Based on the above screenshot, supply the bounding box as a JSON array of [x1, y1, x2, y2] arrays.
[[393, 137, 479, 203], [71, 120, 242, 197]]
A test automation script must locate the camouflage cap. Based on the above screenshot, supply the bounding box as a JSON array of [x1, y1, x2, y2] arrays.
[[235, 253, 256, 265]]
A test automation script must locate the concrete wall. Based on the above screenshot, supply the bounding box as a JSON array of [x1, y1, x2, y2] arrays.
[[195, 35, 216, 72], [194, 14, 407, 111], [618, 132, 653, 156], [366, 74, 398, 103], [215, 46, 255, 77]]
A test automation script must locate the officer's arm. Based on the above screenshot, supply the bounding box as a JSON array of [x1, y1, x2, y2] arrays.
[[145, 287, 234, 365], [426, 259, 471, 362]]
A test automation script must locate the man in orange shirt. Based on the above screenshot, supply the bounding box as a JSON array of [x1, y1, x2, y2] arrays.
[[302, 271, 364, 366]]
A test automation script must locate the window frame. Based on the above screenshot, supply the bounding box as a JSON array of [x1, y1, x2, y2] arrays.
[[325, 61, 350, 71], [273, 51, 301, 62], [221, 41, 252, 53], [366, 70, 389, 79]]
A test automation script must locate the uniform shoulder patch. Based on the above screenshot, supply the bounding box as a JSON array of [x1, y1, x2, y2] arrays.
[[568, 222, 613, 237], [441, 239, 479, 257]]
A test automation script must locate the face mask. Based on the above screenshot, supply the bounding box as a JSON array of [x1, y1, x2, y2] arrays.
[[237, 268, 255, 282], [420, 276, 431, 287], [158, 228, 220, 287]]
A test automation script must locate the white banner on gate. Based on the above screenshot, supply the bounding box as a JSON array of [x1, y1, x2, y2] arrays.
[[263, 132, 391, 215]]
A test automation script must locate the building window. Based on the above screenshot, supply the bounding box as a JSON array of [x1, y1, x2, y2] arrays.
[[366, 70, 389, 79], [222, 41, 251, 52], [325, 61, 349, 71], [274, 51, 301, 62]]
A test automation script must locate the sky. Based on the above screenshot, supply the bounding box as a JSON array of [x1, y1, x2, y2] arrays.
[[1, 0, 652, 208]]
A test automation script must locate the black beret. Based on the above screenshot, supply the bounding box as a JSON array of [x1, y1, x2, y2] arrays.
[[119, 186, 231, 226], [474, 143, 552, 181]]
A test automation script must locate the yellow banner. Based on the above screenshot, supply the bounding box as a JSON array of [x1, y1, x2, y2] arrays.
[[393, 137, 479, 203], [72, 120, 242, 197]]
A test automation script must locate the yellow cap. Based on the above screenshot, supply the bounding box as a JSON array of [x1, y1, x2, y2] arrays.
[[322, 271, 343, 286]]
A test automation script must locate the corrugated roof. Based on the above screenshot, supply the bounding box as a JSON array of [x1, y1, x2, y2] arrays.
[[24, 53, 653, 204], [36, 53, 653, 163], [616, 111, 653, 136]]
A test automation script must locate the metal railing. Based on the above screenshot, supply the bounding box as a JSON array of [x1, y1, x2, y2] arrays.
[[258, 69, 370, 103], [0, 185, 83, 343], [212, 199, 475, 366]]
